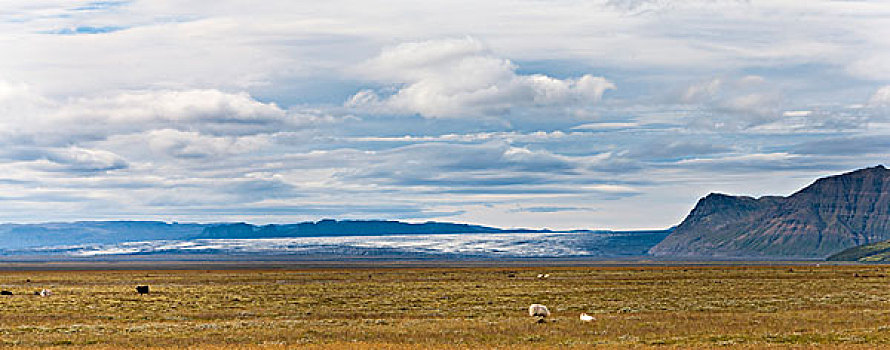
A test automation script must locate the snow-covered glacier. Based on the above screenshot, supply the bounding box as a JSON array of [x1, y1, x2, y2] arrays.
[[23, 230, 669, 259]]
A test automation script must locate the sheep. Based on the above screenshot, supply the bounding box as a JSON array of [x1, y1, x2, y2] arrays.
[[580, 313, 595, 322], [528, 304, 550, 318], [536, 273, 550, 279], [39, 289, 52, 297], [136, 285, 150, 294]]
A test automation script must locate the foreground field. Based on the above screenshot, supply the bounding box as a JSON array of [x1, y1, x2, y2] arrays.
[[1, 264, 890, 348]]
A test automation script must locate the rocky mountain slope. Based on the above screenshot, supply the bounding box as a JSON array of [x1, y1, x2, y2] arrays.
[[649, 165, 890, 258]]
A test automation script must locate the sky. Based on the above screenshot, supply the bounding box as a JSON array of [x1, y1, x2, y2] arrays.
[[0, 0, 888, 230]]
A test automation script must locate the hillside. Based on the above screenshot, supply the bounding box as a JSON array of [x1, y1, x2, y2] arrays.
[[649, 165, 890, 258], [826, 240, 890, 262]]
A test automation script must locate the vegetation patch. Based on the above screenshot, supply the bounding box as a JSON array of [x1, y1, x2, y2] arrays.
[[0, 265, 887, 348]]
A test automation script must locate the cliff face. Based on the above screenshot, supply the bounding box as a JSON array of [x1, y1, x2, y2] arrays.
[[650, 165, 890, 258]]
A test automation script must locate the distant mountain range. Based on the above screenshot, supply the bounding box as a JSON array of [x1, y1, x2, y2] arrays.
[[0, 220, 538, 250], [650, 165, 890, 258], [4, 165, 889, 260], [196, 220, 538, 239], [0, 219, 671, 259]]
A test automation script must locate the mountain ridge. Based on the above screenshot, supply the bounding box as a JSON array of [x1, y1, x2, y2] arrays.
[[0, 219, 671, 259], [0, 219, 557, 250], [650, 165, 890, 258]]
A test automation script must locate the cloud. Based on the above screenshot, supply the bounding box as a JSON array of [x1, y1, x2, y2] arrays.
[[339, 142, 579, 187], [626, 140, 734, 160], [0, 86, 341, 147], [869, 86, 890, 106], [680, 76, 786, 130], [0, 81, 50, 117], [790, 135, 890, 156], [509, 206, 593, 213], [571, 122, 640, 131], [56, 89, 287, 132], [674, 153, 840, 173], [681, 76, 779, 114], [605, 0, 673, 13], [44, 26, 127, 35], [346, 37, 615, 118], [0, 145, 127, 174], [848, 54, 890, 82], [782, 110, 812, 117], [7, 146, 130, 174], [107, 129, 273, 159], [42, 147, 129, 172]]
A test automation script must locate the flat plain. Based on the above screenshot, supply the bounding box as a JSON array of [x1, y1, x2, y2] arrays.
[[1, 263, 890, 349]]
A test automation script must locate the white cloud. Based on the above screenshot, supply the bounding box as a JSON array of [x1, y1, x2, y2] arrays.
[[571, 122, 641, 130], [39, 146, 129, 173], [681, 78, 722, 103], [680, 76, 785, 130], [581, 184, 638, 194], [0, 87, 339, 145], [869, 86, 890, 106], [55, 90, 287, 132], [346, 37, 615, 118], [782, 110, 813, 117], [682, 76, 777, 113], [107, 129, 273, 159]]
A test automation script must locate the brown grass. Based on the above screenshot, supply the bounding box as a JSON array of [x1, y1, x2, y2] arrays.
[[1, 265, 890, 348]]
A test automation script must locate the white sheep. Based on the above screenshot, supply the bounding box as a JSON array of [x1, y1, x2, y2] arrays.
[[580, 313, 594, 322], [528, 304, 550, 318], [39, 289, 52, 297]]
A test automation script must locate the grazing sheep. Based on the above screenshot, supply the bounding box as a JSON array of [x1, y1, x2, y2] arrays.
[[136, 285, 150, 294], [39, 289, 52, 297], [0, 291, 12, 296], [528, 304, 550, 318], [580, 313, 595, 322], [536, 273, 550, 279]]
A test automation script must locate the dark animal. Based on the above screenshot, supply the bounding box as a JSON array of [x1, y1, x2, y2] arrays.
[[136, 285, 150, 294], [0, 291, 12, 296]]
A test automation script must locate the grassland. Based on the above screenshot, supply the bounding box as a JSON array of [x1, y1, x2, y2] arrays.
[[1, 264, 890, 348]]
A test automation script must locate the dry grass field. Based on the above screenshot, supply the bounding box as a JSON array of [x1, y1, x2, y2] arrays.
[[1, 264, 890, 348]]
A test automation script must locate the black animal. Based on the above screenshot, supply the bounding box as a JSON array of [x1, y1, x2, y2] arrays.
[[0, 291, 12, 296], [136, 285, 150, 294]]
